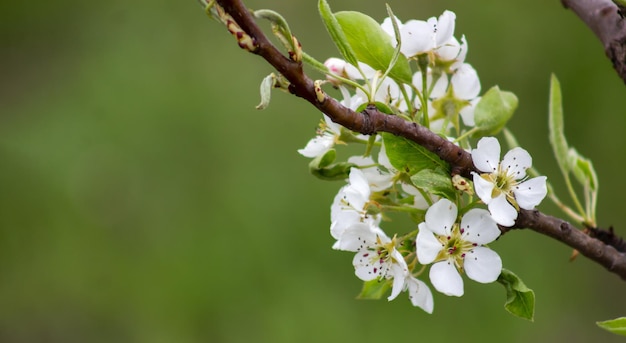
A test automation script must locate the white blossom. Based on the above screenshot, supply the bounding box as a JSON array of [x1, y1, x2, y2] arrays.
[[330, 168, 381, 249], [471, 137, 548, 226], [416, 199, 502, 296], [297, 115, 342, 158], [338, 222, 409, 301]]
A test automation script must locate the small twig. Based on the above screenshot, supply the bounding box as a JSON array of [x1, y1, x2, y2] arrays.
[[562, 0, 626, 84]]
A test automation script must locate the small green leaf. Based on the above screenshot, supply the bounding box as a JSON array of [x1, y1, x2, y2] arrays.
[[548, 74, 570, 174], [568, 148, 598, 191], [382, 133, 449, 175], [497, 269, 535, 321], [473, 86, 518, 136], [335, 11, 412, 84], [318, 0, 358, 66], [597, 317, 626, 336], [410, 169, 456, 199], [308, 149, 355, 180], [357, 279, 390, 300], [254, 9, 294, 51], [256, 73, 275, 110], [317, 148, 337, 168]]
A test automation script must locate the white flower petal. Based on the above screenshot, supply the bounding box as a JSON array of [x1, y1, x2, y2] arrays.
[[451, 63, 480, 100], [381, 16, 403, 39], [451, 35, 468, 70], [488, 194, 518, 227], [399, 20, 435, 57], [459, 97, 479, 127], [464, 246, 502, 283], [345, 62, 376, 80], [472, 137, 501, 173], [374, 78, 401, 104], [435, 10, 456, 46], [429, 260, 464, 297], [407, 277, 434, 313], [514, 176, 548, 209], [501, 147, 532, 179], [297, 135, 333, 158], [411, 69, 449, 99], [425, 198, 457, 235], [387, 260, 409, 301], [346, 168, 370, 204], [333, 222, 377, 252], [353, 249, 385, 281], [377, 142, 396, 173], [323, 114, 342, 136], [460, 208, 500, 245], [416, 225, 443, 264], [472, 172, 495, 205], [437, 37, 460, 62]]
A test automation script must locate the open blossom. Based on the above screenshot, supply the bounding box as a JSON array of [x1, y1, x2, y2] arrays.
[[451, 63, 481, 126], [330, 168, 381, 248], [347, 156, 394, 192], [471, 137, 548, 226], [297, 115, 342, 158], [338, 221, 433, 313], [416, 199, 502, 297], [381, 11, 456, 59]]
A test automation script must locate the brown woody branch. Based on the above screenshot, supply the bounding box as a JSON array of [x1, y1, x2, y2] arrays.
[[211, 0, 626, 280], [562, 0, 626, 84]]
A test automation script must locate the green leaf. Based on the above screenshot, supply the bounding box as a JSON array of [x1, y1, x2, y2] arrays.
[[568, 148, 599, 191], [497, 269, 535, 321], [318, 0, 359, 66], [382, 133, 449, 175], [473, 86, 518, 136], [548, 74, 570, 174], [256, 73, 275, 110], [597, 317, 626, 336], [334, 11, 412, 84], [308, 149, 355, 180], [357, 279, 390, 300], [410, 169, 456, 199]]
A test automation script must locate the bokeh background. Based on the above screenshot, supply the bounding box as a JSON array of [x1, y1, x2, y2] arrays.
[[2, 0, 625, 342]]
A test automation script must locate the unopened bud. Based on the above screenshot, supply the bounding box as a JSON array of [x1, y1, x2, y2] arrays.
[[324, 57, 347, 86], [452, 174, 473, 194]]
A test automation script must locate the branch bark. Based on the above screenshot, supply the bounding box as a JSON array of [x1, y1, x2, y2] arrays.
[[211, 0, 626, 280], [562, 0, 626, 84]]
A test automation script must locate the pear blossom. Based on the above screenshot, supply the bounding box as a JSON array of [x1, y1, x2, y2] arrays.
[[334, 222, 407, 292], [412, 67, 449, 100], [449, 63, 481, 126], [405, 275, 434, 313], [451, 63, 480, 101], [347, 156, 394, 192], [382, 11, 456, 59], [471, 137, 548, 226], [298, 115, 342, 158], [416, 199, 502, 297], [339, 221, 434, 313], [330, 168, 381, 249]]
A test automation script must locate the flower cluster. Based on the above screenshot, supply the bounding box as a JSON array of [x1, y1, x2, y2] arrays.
[[298, 10, 548, 313]]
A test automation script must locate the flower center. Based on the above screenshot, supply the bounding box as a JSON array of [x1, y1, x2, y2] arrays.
[[483, 168, 518, 200], [435, 224, 476, 270]]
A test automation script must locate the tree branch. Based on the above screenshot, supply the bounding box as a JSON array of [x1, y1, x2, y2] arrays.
[[210, 0, 626, 280], [562, 0, 626, 84]]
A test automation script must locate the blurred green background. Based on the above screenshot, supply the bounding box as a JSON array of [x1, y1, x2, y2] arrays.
[[1, 0, 625, 342]]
